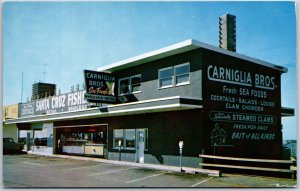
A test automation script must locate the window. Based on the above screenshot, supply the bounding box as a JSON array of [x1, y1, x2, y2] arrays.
[[159, 67, 173, 88], [113, 129, 148, 150], [119, 78, 130, 95], [113, 130, 124, 148], [119, 75, 141, 95], [158, 63, 190, 88], [131, 75, 141, 93], [125, 129, 135, 148], [175, 63, 190, 85]]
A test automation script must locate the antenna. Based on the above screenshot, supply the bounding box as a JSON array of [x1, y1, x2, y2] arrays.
[[43, 63, 47, 82], [21, 72, 24, 103]]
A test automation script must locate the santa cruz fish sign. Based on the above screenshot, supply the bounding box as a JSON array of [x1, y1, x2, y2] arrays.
[[20, 90, 92, 117]]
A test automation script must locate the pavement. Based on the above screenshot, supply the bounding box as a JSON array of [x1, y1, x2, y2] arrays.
[[2, 152, 297, 187], [2, 153, 297, 188], [26, 150, 221, 177]]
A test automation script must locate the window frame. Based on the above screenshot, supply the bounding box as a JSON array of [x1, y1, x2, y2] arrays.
[[174, 62, 190, 86], [113, 129, 124, 148], [118, 74, 142, 95], [124, 129, 136, 150], [158, 62, 190, 89], [130, 74, 142, 94], [112, 128, 148, 151], [118, 77, 130, 96], [158, 66, 174, 89]]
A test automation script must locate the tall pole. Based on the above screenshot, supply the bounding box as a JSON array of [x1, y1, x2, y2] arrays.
[[21, 72, 24, 103], [43, 63, 46, 82]]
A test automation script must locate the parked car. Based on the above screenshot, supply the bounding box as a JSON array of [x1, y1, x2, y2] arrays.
[[18, 137, 27, 145], [3, 138, 24, 154]]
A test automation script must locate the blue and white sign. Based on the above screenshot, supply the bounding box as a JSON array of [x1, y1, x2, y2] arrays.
[[20, 90, 92, 117]]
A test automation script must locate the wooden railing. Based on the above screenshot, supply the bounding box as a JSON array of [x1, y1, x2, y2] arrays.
[[199, 154, 297, 179]]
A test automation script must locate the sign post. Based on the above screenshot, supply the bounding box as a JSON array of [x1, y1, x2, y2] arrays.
[[179, 141, 184, 172], [26, 132, 31, 151], [118, 140, 122, 161]]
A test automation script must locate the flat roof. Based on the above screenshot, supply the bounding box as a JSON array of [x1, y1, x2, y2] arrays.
[[97, 39, 288, 73]]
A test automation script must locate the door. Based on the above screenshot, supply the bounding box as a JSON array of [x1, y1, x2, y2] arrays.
[[136, 129, 145, 163]]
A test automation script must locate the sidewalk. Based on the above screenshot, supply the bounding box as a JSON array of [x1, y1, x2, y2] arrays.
[[27, 151, 221, 177]]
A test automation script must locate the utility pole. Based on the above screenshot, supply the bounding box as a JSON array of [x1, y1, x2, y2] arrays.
[[43, 63, 47, 82], [21, 72, 24, 103]]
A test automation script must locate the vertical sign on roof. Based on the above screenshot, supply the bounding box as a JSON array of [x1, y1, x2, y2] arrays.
[[84, 70, 117, 103]]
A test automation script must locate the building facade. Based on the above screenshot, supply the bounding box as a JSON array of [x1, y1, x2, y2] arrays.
[[2, 104, 20, 141], [4, 39, 294, 167], [32, 82, 57, 100]]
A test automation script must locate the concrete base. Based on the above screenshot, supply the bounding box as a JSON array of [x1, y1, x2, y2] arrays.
[[108, 152, 202, 168]]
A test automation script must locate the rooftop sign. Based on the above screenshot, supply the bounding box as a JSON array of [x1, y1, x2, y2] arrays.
[[20, 90, 92, 117], [83, 70, 117, 103]]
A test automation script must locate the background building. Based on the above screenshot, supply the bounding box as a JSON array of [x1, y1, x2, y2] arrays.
[[32, 82, 57, 100], [2, 104, 20, 142], [283, 140, 297, 159]]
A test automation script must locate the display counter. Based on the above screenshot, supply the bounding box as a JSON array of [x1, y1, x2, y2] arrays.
[[62, 140, 106, 156], [84, 144, 105, 156], [62, 140, 86, 155]]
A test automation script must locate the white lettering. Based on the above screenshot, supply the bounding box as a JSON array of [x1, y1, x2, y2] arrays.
[[207, 65, 252, 86]]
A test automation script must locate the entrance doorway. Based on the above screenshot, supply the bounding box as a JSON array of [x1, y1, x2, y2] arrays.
[[136, 129, 145, 163], [55, 124, 108, 158]]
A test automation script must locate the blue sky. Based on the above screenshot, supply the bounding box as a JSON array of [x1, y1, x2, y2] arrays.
[[3, 2, 296, 140]]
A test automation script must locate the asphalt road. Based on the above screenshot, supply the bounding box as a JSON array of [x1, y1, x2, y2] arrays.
[[2, 154, 297, 188]]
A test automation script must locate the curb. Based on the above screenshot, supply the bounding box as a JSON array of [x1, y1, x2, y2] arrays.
[[27, 151, 221, 177]]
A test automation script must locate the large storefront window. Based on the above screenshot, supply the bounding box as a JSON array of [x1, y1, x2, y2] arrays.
[[113, 129, 148, 150], [56, 125, 107, 157]]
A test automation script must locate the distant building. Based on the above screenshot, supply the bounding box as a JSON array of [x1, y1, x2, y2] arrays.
[[3, 104, 19, 120], [32, 82, 56, 100], [283, 140, 297, 159], [2, 104, 20, 142]]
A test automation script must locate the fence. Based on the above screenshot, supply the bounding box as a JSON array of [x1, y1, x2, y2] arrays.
[[199, 154, 297, 179]]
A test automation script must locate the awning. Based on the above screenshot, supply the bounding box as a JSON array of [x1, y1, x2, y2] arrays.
[[4, 96, 203, 124]]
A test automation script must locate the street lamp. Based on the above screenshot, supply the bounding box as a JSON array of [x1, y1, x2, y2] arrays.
[[179, 141, 184, 172]]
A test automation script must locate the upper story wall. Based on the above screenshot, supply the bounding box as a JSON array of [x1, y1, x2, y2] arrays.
[[3, 104, 20, 120], [112, 49, 203, 102]]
